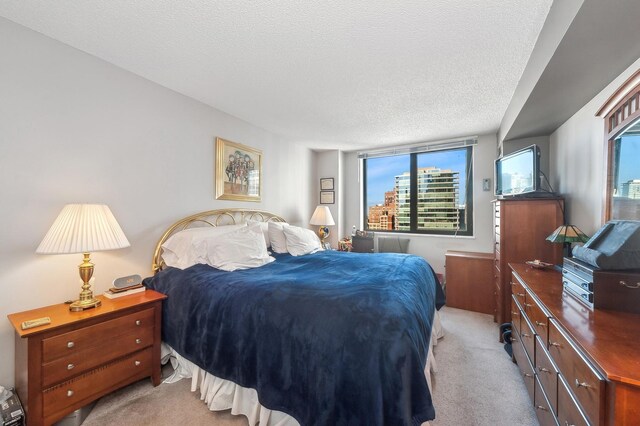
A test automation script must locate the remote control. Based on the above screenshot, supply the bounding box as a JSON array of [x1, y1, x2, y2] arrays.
[[21, 317, 51, 330]]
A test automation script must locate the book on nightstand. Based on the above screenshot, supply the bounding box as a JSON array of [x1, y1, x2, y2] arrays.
[[103, 285, 146, 299]]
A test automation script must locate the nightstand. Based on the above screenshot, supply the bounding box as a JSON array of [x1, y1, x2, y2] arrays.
[[7, 290, 167, 426]]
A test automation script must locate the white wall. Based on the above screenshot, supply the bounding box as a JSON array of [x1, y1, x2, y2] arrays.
[[550, 56, 640, 235], [313, 151, 341, 247], [0, 18, 314, 387], [343, 133, 497, 274]]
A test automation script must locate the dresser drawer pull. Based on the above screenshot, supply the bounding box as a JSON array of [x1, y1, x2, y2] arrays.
[[135, 360, 141, 366], [535, 321, 546, 327], [521, 332, 532, 338], [67, 390, 74, 397], [524, 303, 533, 308], [67, 363, 75, 370], [523, 372, 533, 378], [549, 341, 561, 348], [67, 341, 75, 348], [619, 280, 640, 289], [575, 378, 593, 389], [136, 320, 142, 326], [564, 422, 575, 426], [537, 366, 551, 374], [535, 405, 548, 412], [136, 338, 142, 344], [511, 311, 520, 317], [517, 293, 526, 298], [510, 282, 516, 287]]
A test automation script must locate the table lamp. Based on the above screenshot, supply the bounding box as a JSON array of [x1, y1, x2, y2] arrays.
[[546, 224, 589, 258], [310, 206, 335, 247], [36, 204, 130, 311]]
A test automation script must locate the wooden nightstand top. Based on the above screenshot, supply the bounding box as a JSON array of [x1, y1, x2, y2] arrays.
[[7, 289, 167, 338]]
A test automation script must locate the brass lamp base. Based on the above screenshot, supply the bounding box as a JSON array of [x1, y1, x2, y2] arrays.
[[69, 252, 101, 312], [69, 297, 102, 312]]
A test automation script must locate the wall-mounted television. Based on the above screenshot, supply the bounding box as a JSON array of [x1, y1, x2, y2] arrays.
[[495, 144, 541, 197]]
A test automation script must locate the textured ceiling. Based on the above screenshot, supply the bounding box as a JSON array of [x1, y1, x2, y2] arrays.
[[0, 1, 552, 150]]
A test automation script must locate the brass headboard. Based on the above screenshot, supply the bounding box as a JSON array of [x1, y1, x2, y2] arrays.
[[151, 208, 286, 273]]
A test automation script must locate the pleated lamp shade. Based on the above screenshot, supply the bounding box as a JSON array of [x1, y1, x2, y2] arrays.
[[309, 206, 335, 226], [36, 204, 130, 254]]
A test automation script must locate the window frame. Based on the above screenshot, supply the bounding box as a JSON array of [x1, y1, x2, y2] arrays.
[[597, 68, 640, 223], [362, 146, 474, 236]]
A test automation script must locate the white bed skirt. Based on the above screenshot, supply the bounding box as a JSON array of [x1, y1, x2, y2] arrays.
[[162, 310, 445, 426]]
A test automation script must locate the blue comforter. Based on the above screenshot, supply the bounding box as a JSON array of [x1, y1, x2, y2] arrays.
[[144, 250, 441, 425]]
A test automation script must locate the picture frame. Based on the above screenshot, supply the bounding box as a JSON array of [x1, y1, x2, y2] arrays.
[[215, 137, 262, 202], [320, 177, 334, 191], [320, 191, 335, 204]]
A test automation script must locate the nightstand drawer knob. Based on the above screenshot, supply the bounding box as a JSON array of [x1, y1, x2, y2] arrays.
[[135, 360, 141, 366], [135, 320, 141, 326], [67, 363, 75, 370], [67, 390, 74, 397], [136, 338, 142, 344], [67, 341, 75, 348]]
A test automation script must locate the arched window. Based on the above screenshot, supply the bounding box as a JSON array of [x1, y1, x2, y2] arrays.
[[597, 69, 640, 222]]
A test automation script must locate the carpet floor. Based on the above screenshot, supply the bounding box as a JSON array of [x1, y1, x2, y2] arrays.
[[81, 307, 537, 426]]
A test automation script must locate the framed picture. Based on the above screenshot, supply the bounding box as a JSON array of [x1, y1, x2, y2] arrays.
[[320, 177, 334, 190], [215, 137, 262, 202], [320, 191, 335, 204]]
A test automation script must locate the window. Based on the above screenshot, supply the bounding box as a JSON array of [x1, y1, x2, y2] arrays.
[[362, 146, 473, 236], [611, 119, 640, 219], [597, 68, 640, 222]]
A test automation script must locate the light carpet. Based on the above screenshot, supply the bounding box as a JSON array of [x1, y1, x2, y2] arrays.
[[82, 307, 537, 426]]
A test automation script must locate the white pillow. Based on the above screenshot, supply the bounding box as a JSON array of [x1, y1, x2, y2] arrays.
[[161, 224, 246, 269], [283, 225, 323, 256], [268, 221, 289, 254], [207, 224, 275, 271], [246, 219, 270, 247]]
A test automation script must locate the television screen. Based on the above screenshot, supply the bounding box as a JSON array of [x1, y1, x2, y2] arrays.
[[495, 145, 539, 196]]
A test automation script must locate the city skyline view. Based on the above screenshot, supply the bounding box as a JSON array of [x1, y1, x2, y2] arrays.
[[615, 134, 640, 195], [366, 149, 468, 208]]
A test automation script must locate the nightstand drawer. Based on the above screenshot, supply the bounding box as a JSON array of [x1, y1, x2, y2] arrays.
[[43, 348, 152, 417], [42, 326, 154, 387], [548, 319, 604, 425], [42, 307, 155, 362]]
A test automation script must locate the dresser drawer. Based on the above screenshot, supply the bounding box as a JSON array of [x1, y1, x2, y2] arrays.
[[511, 296, 522, 336], [43, 348, 152, 418], [520, 315, 536, 364], [548, 319, 604, 425], [535, 336, 558, 415], [534, 377, 557, 426], [42, 326, 154, 387], [511, 279, 526, 305], [513, 336, 535, 402], [557, 374, 589, 426], [524, 290, 549, 342], [42, 308, 155, 362]]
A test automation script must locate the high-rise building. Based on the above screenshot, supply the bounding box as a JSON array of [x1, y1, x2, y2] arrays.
[[367, 191, 396, 230], [621, 179, 640, 199], [394, 167, 460, 230]]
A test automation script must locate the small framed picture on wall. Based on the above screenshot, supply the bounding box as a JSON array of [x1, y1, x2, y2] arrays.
[[320, 178, 334, 190], [320, 191, 335, 204]]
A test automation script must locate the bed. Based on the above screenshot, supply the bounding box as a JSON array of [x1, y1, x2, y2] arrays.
[[144, 209, 445, 426]]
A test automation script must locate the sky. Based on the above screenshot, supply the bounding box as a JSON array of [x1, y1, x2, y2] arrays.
[[617, 134, 640, 189], [366, 149, 468, 207]]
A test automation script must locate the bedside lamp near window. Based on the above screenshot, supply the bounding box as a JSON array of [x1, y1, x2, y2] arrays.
[[36, 204, 130, 312], [310, 206, 335, 248]]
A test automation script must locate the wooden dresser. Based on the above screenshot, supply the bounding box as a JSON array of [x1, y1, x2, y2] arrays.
[[7, 290, 166, 426], [494, 198, 563, 332], [510, 263, 640, 425], [445, 251, 494, 315]]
